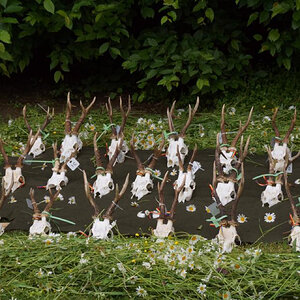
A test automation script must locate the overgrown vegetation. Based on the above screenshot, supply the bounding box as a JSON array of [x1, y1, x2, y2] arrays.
[[0, 0, 299, 103], [0, 232, 299, 299]]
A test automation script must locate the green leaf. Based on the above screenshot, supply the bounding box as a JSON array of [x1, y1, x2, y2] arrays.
[[247, 12, 258, 26], [196, 78, 209, 90], [54, 70, 62, 83], [4, 4, 23, 13], [146, 69, 157, 79], [205, 8, 214, 22], [167, 11, 177, 21], [259, 11, 269, 23], [0, 50, 13, 61], [253, 34, 262, 41], [99, 42, 109, 55], [193, 1, 206, 12], [282, 58, 291, 70], [1, 17, 18, 24], [141, 7, 154, 18], [271, 3, 290, 19], [0, 42, 5, 52], [0, 30, 11, 44], [0, 0, 7, 8], [297, 0, 300, 10], [0, 62, 9, 76], [19, 60, 26, 72], [161, 16, 168, 25], [147, 38, 158, 47], [231, 39, 239, 51], [110, 47, 121, 56], [268, 29, 280, 42], [44, 0, 55, 14]]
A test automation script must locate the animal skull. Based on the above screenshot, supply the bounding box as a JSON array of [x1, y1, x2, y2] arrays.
[[29, 136, 46, 158], [29, 216, 51, 236], [166, 137, 188, 168], [271, 143, 290, 173], [3, 167, 24, 194], [216, 181, 236, 206], [261, 183, 283, 207], [91, 218, 116, 239], [46, 170, 68, 190], [131, 172, 153, 200], [220, 148, 237, 174], [153, 219, 174, 238], [93, 172, 114, 198], [175, 170, 195, 203], [108, 138, 128, 164], [60, 134, 82, 163], [289, 225, 300, 251], [216, 225, 240, 253]]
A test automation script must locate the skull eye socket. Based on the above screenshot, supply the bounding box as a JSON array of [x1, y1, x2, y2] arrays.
[[146, 183, 153, 191], [230, 191, 235, 199], [190, 182, 195, 189], [108, 182, 114, 190], [180, 147, 187, 155], [73, 143, 78, 150], [278, 193, 283, 201], [230, 160, 237, 167]]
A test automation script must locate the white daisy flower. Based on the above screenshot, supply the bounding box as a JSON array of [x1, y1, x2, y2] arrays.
[[222, 291, 231, 299], [0, 240, 4, 245], [68, 196, 76, 205], [36, 268, 44, 278], [9, 196, 17, 204], [153, 169, 161, 177], [170, 168, 177, 176], [188, 261, 195, 270], [264, 212, 276, 223], [186, 246, 194, 255], [237, 214, 247, 223], [189, 235, 200, 245], [149, 123, 156, 131], [137, 118, 145, 125], [131, 201, 139, 207], [178, 254, 188, 265], [186, 204, 196, 213], [57, 193, 64, 201], [117, 262, 126, 273], [295, 179, 300, 185], [228, 107, 236, 116], [142, 262, 152, 270], [136, 286, 147, 298], [179, 269, 187, 278], [89, 124, 96, 131], [262, 116, 271, 123], [43, 195, 50, 203], [199, 124, 205, 137], [288, 105, 296, 110], [253, 248, 262, 258], [44, 238, 53, 245], [8, 119, 13, 127], [79, 253, 88, 264], [197, 283, 206, 294]]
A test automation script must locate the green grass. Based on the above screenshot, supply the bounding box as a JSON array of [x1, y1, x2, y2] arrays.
[[0, 232, 299, 299]]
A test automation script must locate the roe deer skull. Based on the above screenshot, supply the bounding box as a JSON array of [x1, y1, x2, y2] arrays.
[[216, 225, 240, 253]]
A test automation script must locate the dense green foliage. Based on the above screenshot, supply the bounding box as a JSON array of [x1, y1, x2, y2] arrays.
[[0, 0, 299, 103]]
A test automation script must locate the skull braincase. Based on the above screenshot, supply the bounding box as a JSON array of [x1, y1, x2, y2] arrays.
[[220, 149, 236, 174], [261, 183, 283, 207], [46, 171, 68, 190], [216, 181, 236, 206], [29, 136, 46, 158], [217, 225, 240, 253], [60, 134, 82, 162], [289, 225, 300, 252], [4, 167, 24, 194], [175, 170, 195, 203], [108, 138, 128, 164], [271, 143, 288, 172], [93, 172, 114, 198], [166, 137, 188, 168], [131, 172, 153, 200], [29, 216, 51, 236], [91, 218, 116, 239], [153, 219, 174, 238]]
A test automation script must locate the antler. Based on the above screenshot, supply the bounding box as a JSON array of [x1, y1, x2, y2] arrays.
[[52, 142, 60, 172], [180, 97, 200, 137], [72, 97, 96, 135], [0, 176, 13, 211], [220, 104, 228, 144], [119, 96, 131, 136], [29, 188, 40, 215], [167, 101, 176, 133], [93, 133, 103, 172], [148, 134, 165, 170], [231, 107, 253, 147], [16, 130, 40, 168], [283, 109, 297, 144], [168, 174, 186, 220], [187, 144, 198, 172], [231, 163, 245, 223], [44, 188, 61, 213], [157, 171, 169, 219], [65, 92, 72, 135], [234, 135, 251, 170], [106, 136, 122, 173], [130, 135, 145, 173], [176, 146, 184, 172], [40, 107, 54, 132], [105, 98, 117, 137], [103, 173, 130, 220], [215, 133, 224, 176], [0, 139, 10, 168], [22, 105, 32, 132], [83, 170, 99, 218]]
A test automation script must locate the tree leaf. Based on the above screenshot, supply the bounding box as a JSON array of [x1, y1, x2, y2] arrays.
[[141, 7, 154, 18], [282, 57, 291, 70], [205, 8, 214, 22], [54, 70, 62, 83], [161, 16, 168, 25], [99, 42, 109, 55], [0, 30, 11, 44], [231, 39, 239, 51], [196, 78, 209, 90], [268, 29, 280, 42], [110, 47, 121, 56], [0, 42, 5, 52], [44, 0, 55, 14], [253, 34, 262, 41], [247, 12, 258, 26]]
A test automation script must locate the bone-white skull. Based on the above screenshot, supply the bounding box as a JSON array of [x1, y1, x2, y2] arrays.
[[153, 219, 174, 238], [174, 170, 196, 203], [29, 136, 45, 158], [91, 218, 116, 240], [271, 143, 289, 173], [93, 172, 114, 198], [108, 138, 128, 164], [166, 137, 188, 168], [220, 149, 237, 174], [216, 225, 240, 253], [131, 172, 153, 200], [216, 181, 236, 206], [0, 223, 4, 236], [46, 171, 68, 190], [3, 167, 24, 194], [29, 216, 51, 236], [289, 225, 300, 251], [261, 183, 283, 207], [60, 134, 83, 163]]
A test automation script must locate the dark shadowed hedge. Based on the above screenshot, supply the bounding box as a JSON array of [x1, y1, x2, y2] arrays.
[[0, 0, 299, 103]]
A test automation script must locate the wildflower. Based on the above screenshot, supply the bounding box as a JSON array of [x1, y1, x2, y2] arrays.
[[289, 105, 296, 110], [41, 163, 47, 171], [188, 261, 195, 270], [295, 179, 300, 185], [222, 291, 231, 299], [149, 123, 156, 131], [177, 109, 184, 115], [264, 212, 276, 223], [197, 283, 206, 294], [89, 124, 96, 131], [9, 196, 17, 204], [136, 286, 147, 298], [262, 116, 271, 123], [137, 118, 145, 125], [44, 238, 53, 245], [237, 214, 247, 223], [253, 248, 262, 258], [79, 254, 88, 265], [199, 124, 205, 137], [44, 195, 50, 203], [228, 107, 236, 116], [142, 262, 152, 270], [231, 263, 244, 272], [186, 204, 196, 212], [67, 232, 76, 238], [8, 119, 13, 127], [189, 235, 200, 245], [179, 269, 187, 278], [57, 193, 64, 201], [111, 267, 116, 273], [128, 275, 138, 284], [205, 206, 211, 213], [78, 131, 88, 139], [170, 169, 177, 176], [36, 268, 44, 278], [169, 244, 176, 252], [0, 240, 4, 245], [68, 196, 76, 205], [131, 201, 139, 207], [186, 246, 194, 255], [117, 262, 126, 273], [178, 254, 188, 265], [132, 135, 140, 146]]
